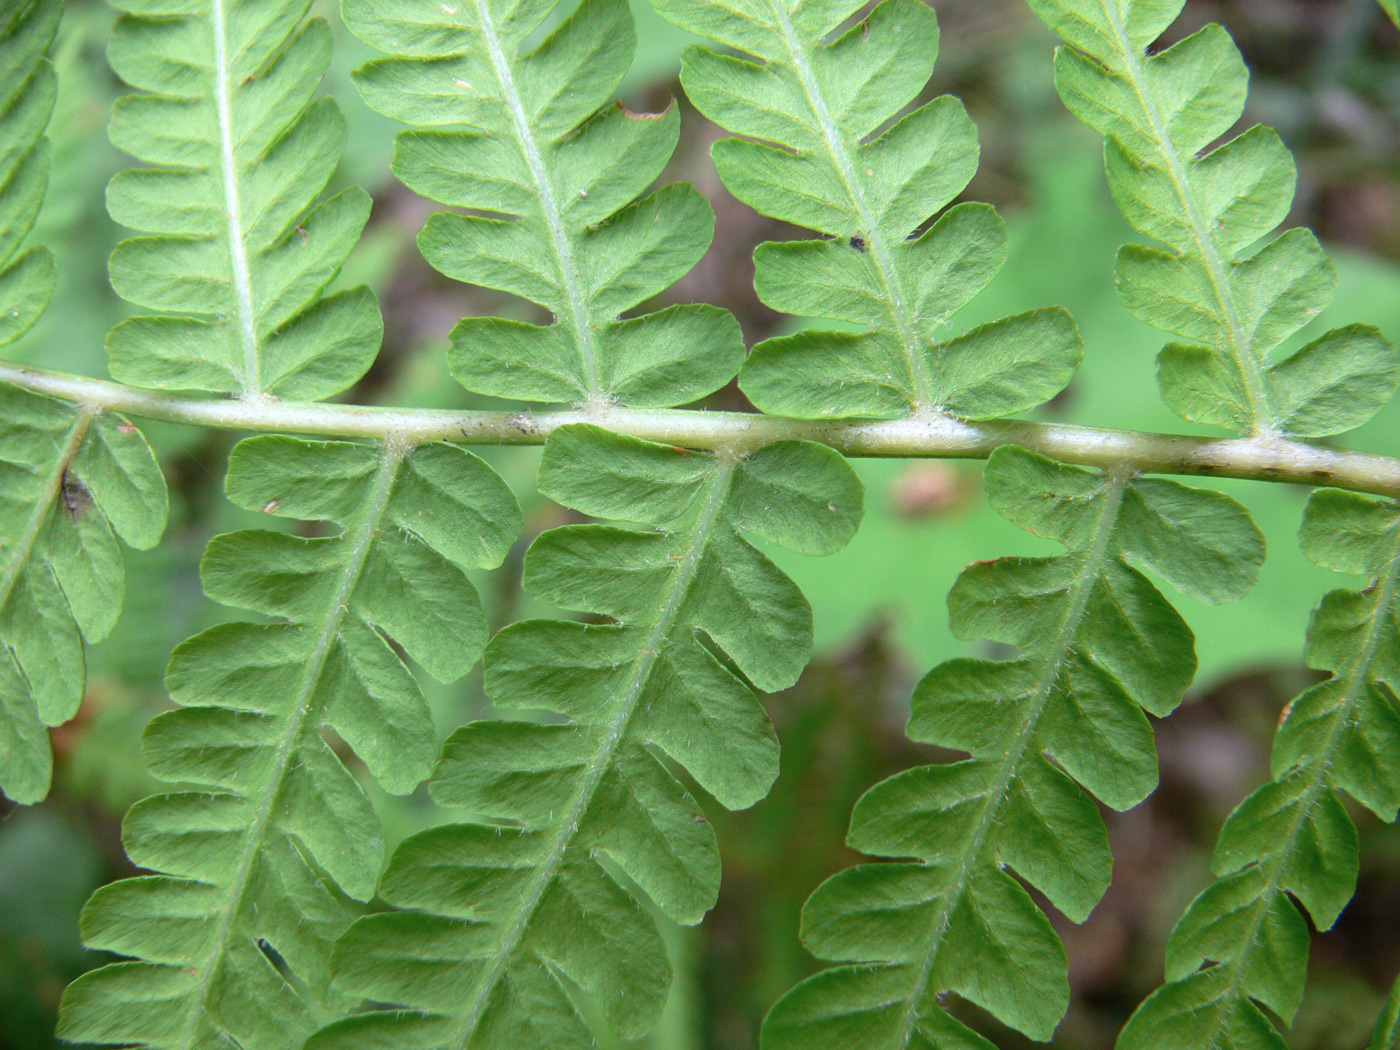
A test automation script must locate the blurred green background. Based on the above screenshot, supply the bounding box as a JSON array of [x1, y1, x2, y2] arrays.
[[2, 0, 1399, 1046]]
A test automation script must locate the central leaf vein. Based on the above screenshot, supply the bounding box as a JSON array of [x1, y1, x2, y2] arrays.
[[452, 454, 738, 1046], [470, 0, 603, 403], [209, 0, 262, 398], [175, 442, 406, 1050], [896, 468, 1130, 1048], [766, 0, 937, 416]]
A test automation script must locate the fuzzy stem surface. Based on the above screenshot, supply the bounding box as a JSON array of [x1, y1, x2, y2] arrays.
[[4, 362, 1399, 498]]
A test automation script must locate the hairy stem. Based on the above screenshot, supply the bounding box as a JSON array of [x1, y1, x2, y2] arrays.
[[5, 363, 1399, 497]]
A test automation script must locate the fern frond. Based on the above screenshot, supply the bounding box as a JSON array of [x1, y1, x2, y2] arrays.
[[1118, 489, 1400, 1050], [652, 0, 1082, 420], [103, 0, 380, 399], [1373, 972, 1400, 1050], [303, 424, 861, 1049], [0, 0, 56, 350], [1028, 0, 1398, 437], [345, 0, 743, 408], [1, 0, 168, 805], [0, 388, 168, 805], [57, 437, 521, 1049], [761, 447, 1263, 1050]]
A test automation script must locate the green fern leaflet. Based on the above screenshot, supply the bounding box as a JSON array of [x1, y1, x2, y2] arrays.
[[657, 0, 1083, 420], [0, 0, 55, 350], [103, 0, 381, 398], [346, 0, 743, 408], [1120, 490, 1400, 1050], [58, 438, 521, 1049], [1373, 973, 1400, 1050], [306, 425, 861, 1049], [763, 448, 1263, 1050], [1028, 0, 1398, 437], [1, 0, 168, 805]]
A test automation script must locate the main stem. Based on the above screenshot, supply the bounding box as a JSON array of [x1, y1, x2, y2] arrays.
[[7, 363, 1400, 497]]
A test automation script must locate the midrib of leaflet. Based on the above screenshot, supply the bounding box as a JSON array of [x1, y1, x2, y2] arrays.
[[208, 0, 264, 399], [468, 0, 604, 404], [1175, 534, 1400, 1050], [0, 408, 95, 616], [1095, 0, 1274, 434], [450, 454, 738, 1048], [172, 443, 407, 1050], [765, 0, 939, 418], [893, 469, 1130, 1050]]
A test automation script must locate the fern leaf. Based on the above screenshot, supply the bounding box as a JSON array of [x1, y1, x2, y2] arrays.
[[1379, 0, 1398, 27], [57, 437, 521, 1049], [103, 0, 381, 399], [0, 0, 56, 350], [1, 0, 168, 805], [0, 388, 168, 804], [1028, 0, 1398, 437], [1373, 972, 1400, 1050], [1118, 489, 1400, 1050], [762, 447, 1263, 1049], [345, 0, 743, 408], [652, 0, 1082, 420], [303, 424, 861, 1049]]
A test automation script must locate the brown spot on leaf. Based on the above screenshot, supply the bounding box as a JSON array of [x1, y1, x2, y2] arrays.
[[61, 471, 92, 521]]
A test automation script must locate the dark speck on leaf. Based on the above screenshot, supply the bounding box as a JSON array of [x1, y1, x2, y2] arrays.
[[850, 236, 866, 252], [61, 471, 92, 520]]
